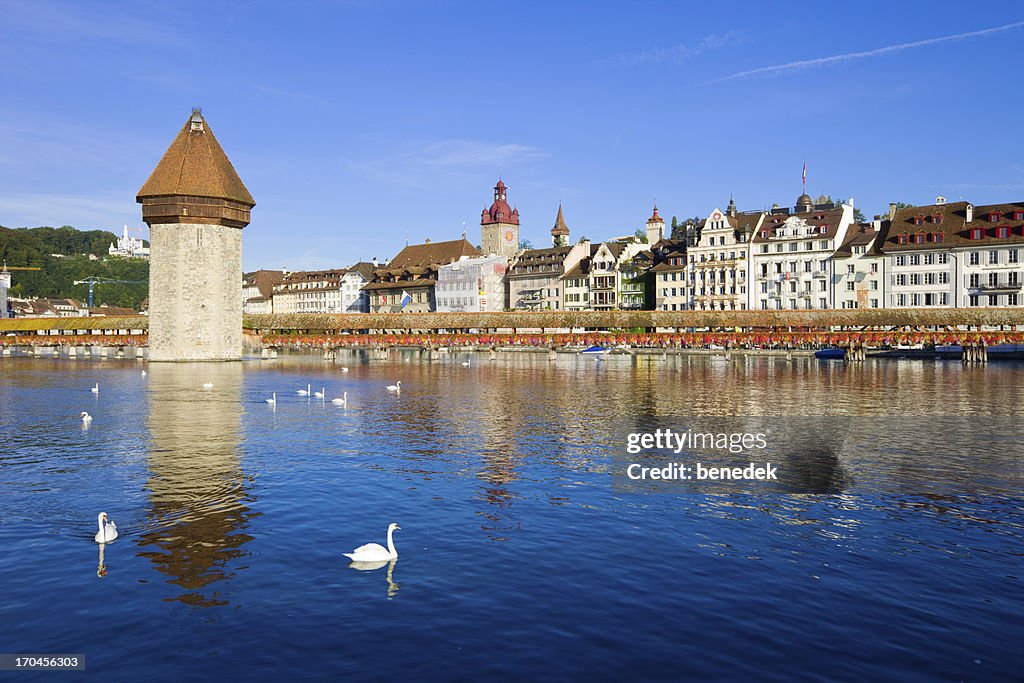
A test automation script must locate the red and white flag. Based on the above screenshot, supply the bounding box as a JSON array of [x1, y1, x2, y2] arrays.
[[801, 162, 807, 187]]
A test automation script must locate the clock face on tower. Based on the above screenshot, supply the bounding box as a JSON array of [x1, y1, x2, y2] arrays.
[[504, 229, 514, 243]]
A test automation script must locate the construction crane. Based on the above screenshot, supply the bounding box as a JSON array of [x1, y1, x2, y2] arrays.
[[72, 276, 146, 309]]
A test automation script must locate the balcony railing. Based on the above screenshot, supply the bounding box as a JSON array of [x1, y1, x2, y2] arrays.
[[971, 282, 1022, 294]]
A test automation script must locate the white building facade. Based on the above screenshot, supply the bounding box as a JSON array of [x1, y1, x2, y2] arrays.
[[751, 196, 853, 310], [435, 254, 508, 312], [271, 269, 346, 314], [834, 222, 885, 310], [885, 199, 1024, 308], [689, 201, 762, 311]]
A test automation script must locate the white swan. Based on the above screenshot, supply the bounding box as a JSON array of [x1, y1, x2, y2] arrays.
[[461, 359, 470, 367], [266, 392, 277, 405], [90, 383, 99, 394], [344, 523, 400, 562], [94, 512, 118, 543], [386, 381, 402, 393], [314, 387, 325, 398], [298, 383, 311, 396], [141, 370, 147, 377], [332, 391, 348, 406], [202, 382, 214, 389], [81, 411, 92, 425], [341, 367, 349, 373]]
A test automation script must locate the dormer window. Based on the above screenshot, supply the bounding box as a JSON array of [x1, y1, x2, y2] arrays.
[[897, 234, 909, 245], [988, 211, 1000, 223], [1014, 210, 1024, 221], [914, 233, 926, 244], [913, 215, 924, 226], [931, 214, 942, 224], [996, 226, 1011, 238], [969, 228, 984, 240], [932, 232, 944, 243]]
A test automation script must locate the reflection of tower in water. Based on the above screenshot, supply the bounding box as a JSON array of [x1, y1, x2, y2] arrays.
[[139, 364, 257, 607]]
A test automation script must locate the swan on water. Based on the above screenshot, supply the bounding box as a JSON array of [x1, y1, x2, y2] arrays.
[[332, 391, 348, 406], [461, 359, 470, 367], [314, 387, 325, 398], [386, 381, 402, 393], [90, 383, 99, 393], [341, 367, 349, 373], [141, 370, 147, 377], [94, 512, 118, 543], [81, 411, 92, 425], [298, 384, 311, 396], [202, 382, 214, 389], [266, 392, 277, 405], [344, 523, 400, 562]]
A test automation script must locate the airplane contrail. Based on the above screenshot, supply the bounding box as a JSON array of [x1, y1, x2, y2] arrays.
[[704, 19, 1024, 84]]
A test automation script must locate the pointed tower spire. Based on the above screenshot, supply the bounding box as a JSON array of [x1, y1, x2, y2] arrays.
[[645, 202, 665, 244], [550, 203, 570, 246]]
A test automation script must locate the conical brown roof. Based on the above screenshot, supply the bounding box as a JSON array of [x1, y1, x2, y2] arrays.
[[137, 110, 254, 206], [550, 203, 570, 235]]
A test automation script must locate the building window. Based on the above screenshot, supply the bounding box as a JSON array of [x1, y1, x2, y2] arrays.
[[970, 252, 980, 266], [938, 253, 948, 264], [897, 294, 907, 306], [1009, 293, 1018, 306], [1010, 250, 1019, 264], [970, 274, 980, 288], [989, 250, 999, 265]]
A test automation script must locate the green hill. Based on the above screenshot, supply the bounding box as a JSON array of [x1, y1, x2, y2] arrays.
[[0, 225, 149, 309]]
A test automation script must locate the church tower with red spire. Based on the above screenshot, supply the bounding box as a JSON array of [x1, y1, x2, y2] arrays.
[[480, 179, 520, 257]]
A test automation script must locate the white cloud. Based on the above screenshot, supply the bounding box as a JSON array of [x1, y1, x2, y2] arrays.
[[704, 20, 1024, 84], [606, 31, 741, 66]]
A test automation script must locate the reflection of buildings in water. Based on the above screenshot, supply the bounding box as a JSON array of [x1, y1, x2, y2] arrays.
[[475, 373, 525, 540], [139, 363, 257, 607]]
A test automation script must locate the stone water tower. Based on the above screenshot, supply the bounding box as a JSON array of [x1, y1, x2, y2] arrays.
[[137, 109, 255, 361]]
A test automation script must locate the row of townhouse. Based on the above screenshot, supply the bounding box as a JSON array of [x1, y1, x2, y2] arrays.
[[245, 176, 1023, 315], [241, 262, 376, 314]]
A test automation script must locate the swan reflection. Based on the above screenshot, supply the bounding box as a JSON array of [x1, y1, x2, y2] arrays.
[[96, 542, 107, 578], [347, 559, 400, 598]]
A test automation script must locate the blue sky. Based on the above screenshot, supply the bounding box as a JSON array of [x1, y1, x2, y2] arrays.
[[1, 0, 1022, 271]]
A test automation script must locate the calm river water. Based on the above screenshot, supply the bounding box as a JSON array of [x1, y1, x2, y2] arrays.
[[1, 352, 1022, 681]]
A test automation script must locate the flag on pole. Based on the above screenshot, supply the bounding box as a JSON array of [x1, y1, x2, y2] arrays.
[[802, 162, 807, 189], [399, 290, 412, 308]]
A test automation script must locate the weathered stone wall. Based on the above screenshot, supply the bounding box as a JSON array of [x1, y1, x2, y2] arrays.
[[149, 222, 242, 361]]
